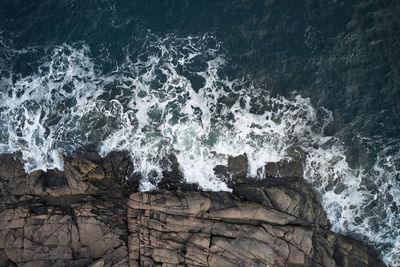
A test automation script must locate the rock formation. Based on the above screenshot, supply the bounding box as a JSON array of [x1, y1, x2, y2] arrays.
[[0, 152, 385, 266]]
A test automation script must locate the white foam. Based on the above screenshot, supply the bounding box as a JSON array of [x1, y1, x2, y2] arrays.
[[0, 33, 399, 266]]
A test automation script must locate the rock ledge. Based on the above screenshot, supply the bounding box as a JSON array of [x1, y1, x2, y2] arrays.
[[0, 152, 385, 266]]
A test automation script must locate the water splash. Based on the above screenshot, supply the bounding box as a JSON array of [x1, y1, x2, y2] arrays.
[[0, 33, 398, 266]]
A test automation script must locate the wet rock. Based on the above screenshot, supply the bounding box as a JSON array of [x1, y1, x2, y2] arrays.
[[265, 158, 304, 177], [0, 152, 386, 267], [334, 182, 348, 194], [213, 165, 230, 180], [87, 167, 106, 180], [228, 153, 248, 179], [71, 155, 99, 176], [362, 178, 379, 193], [355, 216, 363, 224], [159, 154, 199, 191], [102, 151, 134, 180], [84, 152, 103, 163], [43, 169, 71, 197]]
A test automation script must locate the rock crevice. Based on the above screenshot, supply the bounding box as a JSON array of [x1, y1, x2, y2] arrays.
[[0, 152, 385, 266]]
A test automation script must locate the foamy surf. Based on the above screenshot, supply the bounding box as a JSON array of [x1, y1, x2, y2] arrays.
[[0, 33, 398, 266]]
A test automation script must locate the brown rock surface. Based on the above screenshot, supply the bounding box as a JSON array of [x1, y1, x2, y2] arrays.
[[127, 182, 384, 267], [0, 152, 132, 267], [0, 152, 385, 266]]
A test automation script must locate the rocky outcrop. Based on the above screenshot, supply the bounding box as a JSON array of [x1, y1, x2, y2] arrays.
[[127, 177, 383, 267], [0, 152, 385, 266], [0, 152, 133, 267]]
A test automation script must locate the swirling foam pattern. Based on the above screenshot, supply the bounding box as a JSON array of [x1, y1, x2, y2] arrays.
[[0, 34, 398, 266]]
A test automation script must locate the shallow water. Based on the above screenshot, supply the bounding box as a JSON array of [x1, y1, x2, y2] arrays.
[[0, 1, 399, 265]]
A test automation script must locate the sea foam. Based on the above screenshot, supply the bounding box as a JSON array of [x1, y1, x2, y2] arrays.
[[0, 33, 398, 266]]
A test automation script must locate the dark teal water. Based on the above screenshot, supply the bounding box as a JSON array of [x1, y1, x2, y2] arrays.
[[1, 0, 399, 265]]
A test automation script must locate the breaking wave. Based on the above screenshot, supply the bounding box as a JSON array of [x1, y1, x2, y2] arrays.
[[0, 33, 398, 266]]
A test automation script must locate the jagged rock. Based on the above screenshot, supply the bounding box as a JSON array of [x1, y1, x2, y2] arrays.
[[211, 153, 249, 182], [228, 153, 248, 179], [0, 198, 129, 267], [102, 151, 134, 181], [232, 177, 331, 228], [71, 155, 99, 176], [265, 159, 304, 178], [0, 152, 132, 267], [127, 185, 384, 267], [0, 152, 385, 266], [213, 165, 230, 180], [159, 154, 199, 191]]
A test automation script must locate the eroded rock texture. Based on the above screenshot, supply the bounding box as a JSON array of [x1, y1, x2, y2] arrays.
[[0, 152, 385, 266], [127, 178, 384, 267], [0, 152, 132, 267]]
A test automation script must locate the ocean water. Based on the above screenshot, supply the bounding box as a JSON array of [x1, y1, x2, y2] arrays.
[[0, 1, 399, 265]]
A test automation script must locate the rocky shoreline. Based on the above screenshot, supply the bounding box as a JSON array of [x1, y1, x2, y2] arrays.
[[0, 151, 385, 266]]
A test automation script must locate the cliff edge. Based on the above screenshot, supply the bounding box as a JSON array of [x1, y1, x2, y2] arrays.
[[0, 152, 385, 266]]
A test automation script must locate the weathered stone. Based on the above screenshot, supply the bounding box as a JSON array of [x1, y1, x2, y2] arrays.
[[103, 151, 133, 180], [71, 155, 98, 176], [88, 258, 104, 267], [87, 167, 106, 180], [206, 203, 297, 225], [26, 170, 45, 195], [265, 159, 304, 177], [334, 182, 349, 194], [64, 162, 89, 194], [232, 177, 331, 228], [0, 153, 130, 267], [0, 152, 386, 267], [0, 154, 25, 180], [127, 186, 385, 267], [228, 153, 248, 179], [43, 169, 71, 197], [213, 165, 230, 180]]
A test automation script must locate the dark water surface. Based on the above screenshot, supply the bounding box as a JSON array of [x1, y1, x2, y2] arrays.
[[1, 0, 399, 265]]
